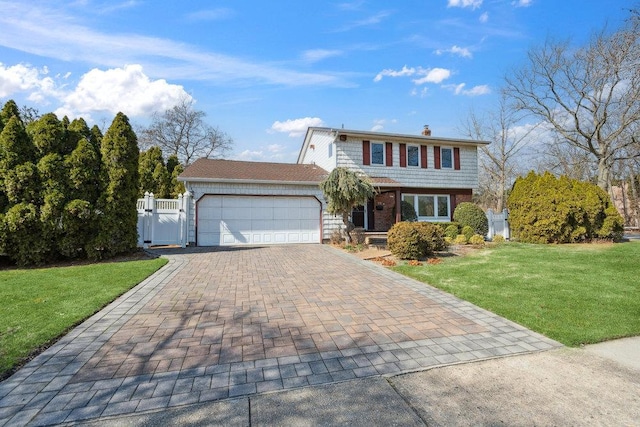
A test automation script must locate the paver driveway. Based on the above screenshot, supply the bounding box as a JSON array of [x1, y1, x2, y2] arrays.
[[0, 245, 559, 426]]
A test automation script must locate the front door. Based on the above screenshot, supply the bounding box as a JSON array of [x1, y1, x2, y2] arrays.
[[352, 205, 365, 228]]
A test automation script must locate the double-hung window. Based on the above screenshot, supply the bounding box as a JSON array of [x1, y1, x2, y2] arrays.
[[441, 147, 453, 169], [371, 142, 384, 165], [407, 145, 419, 167], [402, 194, 450, 221]]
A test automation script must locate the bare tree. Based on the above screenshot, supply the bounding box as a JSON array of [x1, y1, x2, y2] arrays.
[[139, 97, 232, 165], [460, 95, 537, 211], [503, 11, 640, 192]]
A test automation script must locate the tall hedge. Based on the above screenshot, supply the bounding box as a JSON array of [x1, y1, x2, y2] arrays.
[[0, 100, 142, 265], [507, 171, 624, 243]]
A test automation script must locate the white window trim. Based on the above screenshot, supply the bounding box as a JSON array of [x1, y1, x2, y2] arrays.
[[402, 194, 451, 222], [440, 147, 453, 169], [370, 142, 386, 166], [406, 144, 420, 167]]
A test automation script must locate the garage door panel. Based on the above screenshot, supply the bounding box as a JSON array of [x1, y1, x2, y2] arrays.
[[198, 196, 320, 246]]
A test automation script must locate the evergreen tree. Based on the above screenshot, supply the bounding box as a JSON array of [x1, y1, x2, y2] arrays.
[[90, 125, 103, 151], [38, 153, 68, 260], [91, 113, 139, 259], [66, 138, 102, 203], [67, 118, 91, 152], [166, 154, 185, 197], [28, 113, 66, 158], [139, 146, 169, 197], [0, 100, 22, 130], [0, 116, 36, 210]]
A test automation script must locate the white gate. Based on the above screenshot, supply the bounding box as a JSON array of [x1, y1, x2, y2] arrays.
[[137, 192, 191, 248], [487, 208, 510, 240]]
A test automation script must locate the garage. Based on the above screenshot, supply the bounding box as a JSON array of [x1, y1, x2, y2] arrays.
[[197, 195, 321, 246]]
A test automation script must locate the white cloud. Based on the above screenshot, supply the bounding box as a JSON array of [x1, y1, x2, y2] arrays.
[[301, 49, 343, 63], [410, 87, 429, 98], [267, 144, 285, 153], [374, 65, 415, 82], [370, 118, 398, 132], [184, 7, 234, 21], [0, 3, 348, 88], [479, 12, 489, 22], [447, 83, 491, 96], [59, 64, 190, 118], [512, 0, 532, 7], [270, 117, 325, 137], [413, 68, 451, 85], [447, 0, 483, 9], [435, 45, 472, 58], [374, 66, 451, 85], [333, 11, 392, 32], [0, 63, 59, 101]]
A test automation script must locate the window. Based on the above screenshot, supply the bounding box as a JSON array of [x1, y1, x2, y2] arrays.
[[407, 145, 419, 167], [328, 143, 333, 158], [403, 194, 450, 221], [441, 147, 453, 168], [371, 142, 384, 165]]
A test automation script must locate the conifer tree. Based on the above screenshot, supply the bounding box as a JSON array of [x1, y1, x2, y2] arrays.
[[28, 113, 66, 158], [91, 113, 139, 259]]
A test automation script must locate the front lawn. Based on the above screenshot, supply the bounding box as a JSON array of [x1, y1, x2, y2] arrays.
[[392, 241, 640, 347], [0, 257, 168, 380]]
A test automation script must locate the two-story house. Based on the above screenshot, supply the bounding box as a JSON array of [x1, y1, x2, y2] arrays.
[[179, 126, 489, 246]]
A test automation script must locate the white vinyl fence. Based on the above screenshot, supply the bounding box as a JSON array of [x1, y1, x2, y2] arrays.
[[137, 192, 191, 248], [487, 208, 510, 240]]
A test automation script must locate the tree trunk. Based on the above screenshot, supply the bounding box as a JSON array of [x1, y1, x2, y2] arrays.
[[597, 157, 611, 192]]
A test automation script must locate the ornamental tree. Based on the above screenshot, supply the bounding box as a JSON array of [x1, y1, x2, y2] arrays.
[[320, 167, 375, 243]]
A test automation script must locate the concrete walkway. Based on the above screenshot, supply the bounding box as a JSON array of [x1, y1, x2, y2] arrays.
[[1, 245, 561, 426]]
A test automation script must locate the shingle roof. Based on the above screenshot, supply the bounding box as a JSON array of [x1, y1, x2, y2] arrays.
[[179, 158, 329, 183], [368, 176, 400, 186]]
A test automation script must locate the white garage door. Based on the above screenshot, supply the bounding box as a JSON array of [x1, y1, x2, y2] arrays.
[[197, 195, 321, 246]]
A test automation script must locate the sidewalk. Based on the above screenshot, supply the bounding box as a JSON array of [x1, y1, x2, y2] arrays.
[[84, 343, 639, 426]]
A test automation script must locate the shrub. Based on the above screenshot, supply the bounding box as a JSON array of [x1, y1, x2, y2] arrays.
[[492, 234, 506, 244], [400, 200, 417, 222], [598, 206, 624, 241], [329, 229, 343, 245], [444, 224, 460, 240], [461, 225, 474, 241], [469, 234, 485, 246], [453, 202, 488, 237], [454, 234, 468, 245], [508, 171, 625, 243], [387, 221, 445, 259]]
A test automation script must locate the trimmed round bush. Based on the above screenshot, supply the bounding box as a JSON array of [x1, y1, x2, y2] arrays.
[[454, 234, 468, 245], [469, 234, 485, 246], [387, 221, 445, 259], [453, 202, 488, 237], [492, 234, 506, 244], [461, 225, 474, 240], [444, 224, 459, 240]]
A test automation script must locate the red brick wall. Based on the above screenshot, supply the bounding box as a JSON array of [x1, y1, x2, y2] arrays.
[[373, 192, 396, 231]]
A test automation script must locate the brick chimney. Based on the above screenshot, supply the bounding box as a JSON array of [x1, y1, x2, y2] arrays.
[[421, 125, 431, 136]]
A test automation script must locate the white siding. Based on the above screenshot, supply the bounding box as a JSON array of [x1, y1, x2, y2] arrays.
[[298, 129, 337, 172], [336, 136, 479, 189]]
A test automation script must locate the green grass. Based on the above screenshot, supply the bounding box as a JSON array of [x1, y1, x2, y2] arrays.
[[0, 257, 168, 379], [392, 241, 640, 347]]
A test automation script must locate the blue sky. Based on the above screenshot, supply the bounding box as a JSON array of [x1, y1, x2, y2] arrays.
[[0, 0, 633, 162]]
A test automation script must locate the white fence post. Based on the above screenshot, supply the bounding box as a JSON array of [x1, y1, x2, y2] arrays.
[[502, 208, 510, 240], [487, 209, 495, 239], [179, 192, 190, 248], [143, 192, 152, 248], [147, 193, 155, 247]]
